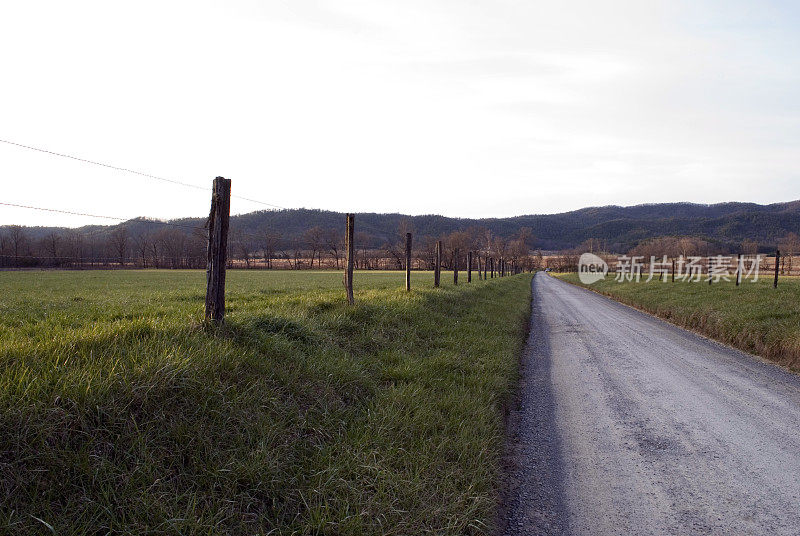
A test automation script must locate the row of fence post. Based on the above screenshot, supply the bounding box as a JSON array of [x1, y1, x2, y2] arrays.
[[203, 179, 517, 324], [339, 215, 513, 302]]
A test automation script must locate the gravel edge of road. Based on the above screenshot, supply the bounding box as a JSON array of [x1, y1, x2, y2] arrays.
[[495, 273, 568, 536]]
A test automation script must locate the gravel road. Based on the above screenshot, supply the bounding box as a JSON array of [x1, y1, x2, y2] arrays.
[[500, 272, 800, 535]]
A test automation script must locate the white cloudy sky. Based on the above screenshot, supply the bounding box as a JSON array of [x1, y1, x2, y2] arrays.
[[1, 0, 799, 226]]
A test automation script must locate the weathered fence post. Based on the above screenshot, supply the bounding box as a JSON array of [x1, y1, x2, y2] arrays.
[[468, 251, 473, 283], [774, 250, 780, 289], [205, 176, 231, 325], [405, 232, 412, 292], [344, 213, 355, 304], [671, 259, 675, 283], [735, 254, 741, 286], [453, 248, 459, 285], [434, 240, 442, 287], [707, 256, 712, 285]]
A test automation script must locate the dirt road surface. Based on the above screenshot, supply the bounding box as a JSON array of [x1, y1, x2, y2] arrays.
[[501, 273, 800, 535]]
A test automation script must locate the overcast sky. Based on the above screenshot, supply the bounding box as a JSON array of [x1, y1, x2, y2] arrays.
[[2, 0, 799, 227]]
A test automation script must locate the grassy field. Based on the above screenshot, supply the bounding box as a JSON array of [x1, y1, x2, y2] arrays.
[[557, 273, 800, 371], [0, 269, 532, 535]]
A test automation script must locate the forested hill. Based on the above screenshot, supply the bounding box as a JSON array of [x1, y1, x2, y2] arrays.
[[8, 200, 800, 252]]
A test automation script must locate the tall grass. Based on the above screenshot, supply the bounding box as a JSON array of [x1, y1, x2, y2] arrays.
[[558, 273, 800, 370], [0, 270, 531, 535]]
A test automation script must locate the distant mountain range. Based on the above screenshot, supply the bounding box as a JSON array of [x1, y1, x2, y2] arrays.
[[8, 200, 800, 253]]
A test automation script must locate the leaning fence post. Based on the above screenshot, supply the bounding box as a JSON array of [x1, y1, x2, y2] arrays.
[[434, 240, 442, 287], [344, 213, 355, 304], [405, 232, 412, 292], [468, 251, 473, 283], [774, 250, 780, 289], [205, 176, 231, 325]]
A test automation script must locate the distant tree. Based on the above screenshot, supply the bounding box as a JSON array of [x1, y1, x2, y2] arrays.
[[231, 228, 253, 268], [291, 238, 304, 270], [133, 232, 151, 268], [778, 233, 799, 274], [41, 231, 62, 267], [323, 228, 342, 269], [741, 239, 758, 256], [355, 232, 371, 269], [155, 229, 186, 269], [492, 236, 508, 267], [303, 226, 325, 268], [7, 225, 28, 265], [262, 230, 281, 269], [109, 227, 129, 266], [66, 230, 85, 268], [534, 249, 544, 270]]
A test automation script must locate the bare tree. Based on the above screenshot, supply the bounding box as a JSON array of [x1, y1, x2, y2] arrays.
[[41, 231, 62, 266], [741, 239, 758, 256], [778, 232, 799, 274], [133, 232, 151, 268], [303, 226, 325, 268], [155, 229, 187, 268], [262, 230, 281, 269], [324, 228, 342, 269], [109, 227, 129, 266], [355, 231, 371, 269], [7, 225, 28, 265], [66, 230, 85, 268], [232, 228, 252, 268]]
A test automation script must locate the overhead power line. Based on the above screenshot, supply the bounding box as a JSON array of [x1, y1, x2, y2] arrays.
[[0, 201, 204, 231], [0, 137, 285, 209], [1, 137, 403, 236]]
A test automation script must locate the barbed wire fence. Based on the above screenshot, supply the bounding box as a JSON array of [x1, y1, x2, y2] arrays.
[[0, 138, 515, 322]]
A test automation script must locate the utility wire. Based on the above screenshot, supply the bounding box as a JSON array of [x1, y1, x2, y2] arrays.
[[0, 202, 204, 231], [1, 137, 403, 237], [0, 137, 284, 209]]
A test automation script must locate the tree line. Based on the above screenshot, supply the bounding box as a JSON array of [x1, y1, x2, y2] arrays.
[[0, 220, 544, 271]]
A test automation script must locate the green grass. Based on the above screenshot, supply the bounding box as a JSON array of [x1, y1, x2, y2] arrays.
[[557, 273, 800, 370], [0, 269, 532, 535]]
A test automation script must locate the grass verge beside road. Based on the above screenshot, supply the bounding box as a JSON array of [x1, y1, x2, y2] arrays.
[[0, 270, 531, 535], [557, 272, 800, 371]]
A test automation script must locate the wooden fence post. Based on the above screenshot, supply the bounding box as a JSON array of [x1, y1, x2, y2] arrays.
[[707, 256, 712, 285], [405, 232, 412, 292], [453, 248, 459, 285], [434, 240, 441, 287], [735, 254, 741, 286], [205, 176, 231, 325], [671, 259, 675, 283], [774, 250, 780, 289], [344, 213, 355, 304], [468, 251, 472, 283]]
